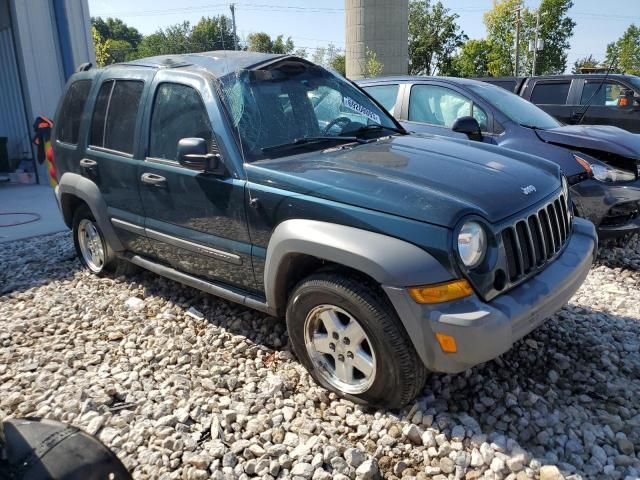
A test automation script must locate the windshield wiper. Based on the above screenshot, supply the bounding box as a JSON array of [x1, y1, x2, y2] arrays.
[[261, 136, 368, 154], [345, 124, 407, 136]]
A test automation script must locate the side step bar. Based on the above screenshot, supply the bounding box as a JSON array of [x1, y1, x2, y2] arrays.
[[124, 253, 275, 316]]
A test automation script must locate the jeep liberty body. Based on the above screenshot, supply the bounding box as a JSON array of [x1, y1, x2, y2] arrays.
[[52, 52, 597, 407]]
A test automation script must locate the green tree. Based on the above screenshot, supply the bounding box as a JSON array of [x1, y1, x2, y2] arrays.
[[483, 0, 575, 76], [92, 26, 111, 67], [362, 48, 384, 78], [91, 17, 142, 63], [572, 54, 601, 74], [606, 24, 640, 75], [190, 16, 237, 51], [408, 0, 467, 75], [521, 0, 576, 75], [450, 39, 492, 77], [330, 54, 346, 76], [247, 32, 295, 54], [483, 0, 521, 76]]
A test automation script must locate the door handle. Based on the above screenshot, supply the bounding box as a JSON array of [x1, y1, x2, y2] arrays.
[[79, 159, 97, 169], [140, 172, 167, 187]]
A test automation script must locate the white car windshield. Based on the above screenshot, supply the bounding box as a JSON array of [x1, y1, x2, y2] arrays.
[[468, 82, 562, 130], [218, 61, 400, 161]]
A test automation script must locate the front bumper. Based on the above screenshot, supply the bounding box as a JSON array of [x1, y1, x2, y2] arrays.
[[572, 178, 640, 239], [384, 217, 597, 374]]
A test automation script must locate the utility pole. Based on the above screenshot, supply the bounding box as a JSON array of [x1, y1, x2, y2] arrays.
[[513, 6, 522, 77], [230, 3, 238, 51], [531, 10, 546, 76]]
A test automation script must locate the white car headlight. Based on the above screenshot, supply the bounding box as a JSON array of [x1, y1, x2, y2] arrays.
[[574, 154, 636, 183], [457, 221, 486, 268], [590, 163, 636, 182]]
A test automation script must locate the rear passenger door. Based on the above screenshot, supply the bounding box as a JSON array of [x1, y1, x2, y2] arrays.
[[82, 69, 156, 255], [525, 79, 575, 124], [137, 71, 256, 291]]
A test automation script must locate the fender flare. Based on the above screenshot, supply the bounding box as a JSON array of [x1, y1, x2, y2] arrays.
[[264, 219, 453, 313], [57, 172, 124, 251]]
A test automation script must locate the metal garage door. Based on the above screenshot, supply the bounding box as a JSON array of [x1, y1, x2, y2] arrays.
[[0, 24, 31, 164]]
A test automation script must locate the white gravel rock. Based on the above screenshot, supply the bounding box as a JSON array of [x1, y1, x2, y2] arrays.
[[1, 231, 640, 479]]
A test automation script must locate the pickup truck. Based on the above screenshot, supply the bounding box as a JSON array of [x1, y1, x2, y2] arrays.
[[52, 52, 596, 408], [476, 74, 640, 133]]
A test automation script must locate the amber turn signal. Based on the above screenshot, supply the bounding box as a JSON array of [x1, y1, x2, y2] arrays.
[[435, 333, 458, 353], [407, 279, 474, 304]]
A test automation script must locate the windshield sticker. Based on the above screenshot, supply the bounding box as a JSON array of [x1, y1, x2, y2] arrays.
[[343, 97, 381, 124]]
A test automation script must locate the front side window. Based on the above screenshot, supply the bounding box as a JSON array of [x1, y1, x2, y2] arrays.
[[409, 85, 469, 127], [56, 79, 92, 144], [580, 80, 624, 106], [149, 83, 213, 161], [364, 84, 400, 115], [530, 81, 571, 105], [90, 79, 144, 154], [218, 62, 399, 161]]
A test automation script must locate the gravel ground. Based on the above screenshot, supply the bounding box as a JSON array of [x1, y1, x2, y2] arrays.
[[1, 231, 639, 480]]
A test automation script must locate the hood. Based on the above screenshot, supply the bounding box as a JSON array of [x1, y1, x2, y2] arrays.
[[247, 134, 561, 228], [536, 125, 640, 161]]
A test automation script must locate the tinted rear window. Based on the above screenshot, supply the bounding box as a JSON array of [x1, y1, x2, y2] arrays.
[[56, 80, 92, 144], [487, 80, 517, 92], [90, 79, 144, 154], [530, 82, 571, 105]]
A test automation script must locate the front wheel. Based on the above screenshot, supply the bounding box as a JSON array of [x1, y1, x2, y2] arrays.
[[286, 272, 427, 408]]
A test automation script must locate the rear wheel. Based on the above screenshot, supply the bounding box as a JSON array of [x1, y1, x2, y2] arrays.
[[286, 272, 427, 408], [72, 205, 118, 275]]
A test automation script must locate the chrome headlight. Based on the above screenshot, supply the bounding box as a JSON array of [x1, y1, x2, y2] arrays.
[[457, 221, 486, 268], [574, 154, 636, 182]]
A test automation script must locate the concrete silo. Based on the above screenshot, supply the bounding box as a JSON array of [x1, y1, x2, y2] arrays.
[[345, 0, 409, 79]]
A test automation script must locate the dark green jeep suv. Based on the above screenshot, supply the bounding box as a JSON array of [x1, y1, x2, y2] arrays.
[[52, 52, 597, 408]]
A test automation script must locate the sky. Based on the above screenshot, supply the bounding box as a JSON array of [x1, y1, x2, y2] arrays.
[[88, 0, 640, 71]]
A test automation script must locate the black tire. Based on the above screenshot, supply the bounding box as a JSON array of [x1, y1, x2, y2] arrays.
[[286, 272, 428, 409], [72, 204, 119, 276]]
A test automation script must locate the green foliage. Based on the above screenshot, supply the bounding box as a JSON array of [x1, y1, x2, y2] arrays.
[[330, 54, 346, 76], [572, 54, 601, 74], [247, 32, 294, 54], [134, 17, 237, 59], [91, 17, 142, 63], [450, 39, 492, 77], [92, 26, 111, 67], [362, 48, 384, 78], [482, 0, 575, 76], [408, 0, 467, 75], [606, 24, 640, 75]]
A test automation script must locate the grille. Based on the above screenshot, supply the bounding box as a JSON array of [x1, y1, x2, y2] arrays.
[[500, 192, 571, 283]]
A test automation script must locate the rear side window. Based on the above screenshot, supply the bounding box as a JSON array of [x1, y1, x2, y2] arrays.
[[149, 83, 212, 161], [56, 79, 92, 144], [365, 85, 399, 114], [90, 79, 144, 154], [530, 82, 571, 105], [487, 80, 517, 92]]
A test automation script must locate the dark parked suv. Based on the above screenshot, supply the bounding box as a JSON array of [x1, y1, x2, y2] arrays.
[[52, 52, 596, 407]]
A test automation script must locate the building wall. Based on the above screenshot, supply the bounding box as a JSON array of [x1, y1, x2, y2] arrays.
[[7, 0, 95, 183], [345, 0, 409, 80], [0, 0, 31, 162]]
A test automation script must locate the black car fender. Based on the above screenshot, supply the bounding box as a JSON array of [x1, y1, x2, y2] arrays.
[[263, 219, 454, 315], [56, 172, 124, 252]]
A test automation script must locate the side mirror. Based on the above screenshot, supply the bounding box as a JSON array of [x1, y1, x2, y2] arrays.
[[452, 116, 482, 141], [177, 137, 222, 173]]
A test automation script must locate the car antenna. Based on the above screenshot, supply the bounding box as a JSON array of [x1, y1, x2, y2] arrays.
[[575, 55, 617, 125]]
